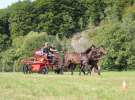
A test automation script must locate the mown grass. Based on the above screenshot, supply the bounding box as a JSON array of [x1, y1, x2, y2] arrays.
[[0, 72, 135, 100]]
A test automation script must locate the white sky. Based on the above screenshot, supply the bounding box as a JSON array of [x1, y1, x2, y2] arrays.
[[0, 0, 34, 9], [0, 0, 20, 9]]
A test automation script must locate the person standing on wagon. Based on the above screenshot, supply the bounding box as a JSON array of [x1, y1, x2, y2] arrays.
[[49, 44, 58, 64], [41, 42, 50, 56], [41, 42, 57, 63]]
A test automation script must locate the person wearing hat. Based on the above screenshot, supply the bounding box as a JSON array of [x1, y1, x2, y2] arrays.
[[41, 42, 57, 64], [41, 42, 53, 63], [41, 42, 50, 55], [48, 44, 58, 64]]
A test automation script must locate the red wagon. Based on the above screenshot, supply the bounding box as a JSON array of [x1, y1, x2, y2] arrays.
[[21, 49, 63, 74]]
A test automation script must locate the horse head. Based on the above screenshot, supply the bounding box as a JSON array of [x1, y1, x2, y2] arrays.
[[85, 46, 106, 61], [83, 44, 96, 54], [98, 47, 107, 56], [92, 47, 106, 60]]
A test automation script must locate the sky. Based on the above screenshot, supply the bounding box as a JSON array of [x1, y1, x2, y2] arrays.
[[0, 0, 19, 9]]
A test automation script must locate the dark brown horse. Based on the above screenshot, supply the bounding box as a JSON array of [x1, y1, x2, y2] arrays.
[[64, 46, 106, 75], [64, 46, 93, 75], [86, 47, 106, 75], [64, 52, 88, 75]]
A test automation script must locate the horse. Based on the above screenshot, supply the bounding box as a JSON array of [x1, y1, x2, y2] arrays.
[[86, 47, 107, 75], [64, 46, 93, 75], [64, 52, 84, 75], [64, 46, 106, 75]]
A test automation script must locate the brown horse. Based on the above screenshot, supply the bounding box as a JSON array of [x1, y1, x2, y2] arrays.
[[64, 52, 88, 75], [64, 46, 106, 75], [64, 46, 93, 75], [86, 47, 106, 75]]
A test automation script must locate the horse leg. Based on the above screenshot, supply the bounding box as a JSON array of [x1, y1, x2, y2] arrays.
[[72, 64, 76, 75], [80, 61, 86, 75], [57, 65, 64, 75], [79, 65, 84, 75], [86, 65, 90, 75], [81, 65, 86, 75], [95, 64, 101, 75], [60, 65, 64, 75], [89, 65, 94, 75], [82, 67, 86, 75], [69, 63, 73, 75], [71, 64, 76, 75], [79, 66, 81, 75], [79, 64, 83, 75], [71, 65, 73, 75]]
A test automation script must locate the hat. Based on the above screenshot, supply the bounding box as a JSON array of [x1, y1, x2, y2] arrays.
[[44, 42, 49, 47]]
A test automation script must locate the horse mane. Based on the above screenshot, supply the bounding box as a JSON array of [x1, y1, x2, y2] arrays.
[[82, 44, 96, 54], [83, 47, 92, 54]]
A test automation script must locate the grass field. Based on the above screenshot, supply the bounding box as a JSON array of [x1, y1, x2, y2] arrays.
[[0, 72, 135, 100]]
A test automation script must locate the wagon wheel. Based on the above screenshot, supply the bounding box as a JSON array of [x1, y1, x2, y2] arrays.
[[41, 67, 48, 74]]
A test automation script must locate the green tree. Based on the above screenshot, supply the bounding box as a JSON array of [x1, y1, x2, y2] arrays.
[[0, 9, 11, 51], [9, 0, 36, 38], [94, 20, 135, 71], [34, 0, 89, 36], [85, 0, 106, 26], [104, 0, 134, 21]]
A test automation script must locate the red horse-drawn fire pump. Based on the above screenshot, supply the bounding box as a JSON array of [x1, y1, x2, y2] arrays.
[[21, 48, 63, 74]]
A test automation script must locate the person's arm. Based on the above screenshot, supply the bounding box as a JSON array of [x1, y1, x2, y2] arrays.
[[50, 48, 57, 52]]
